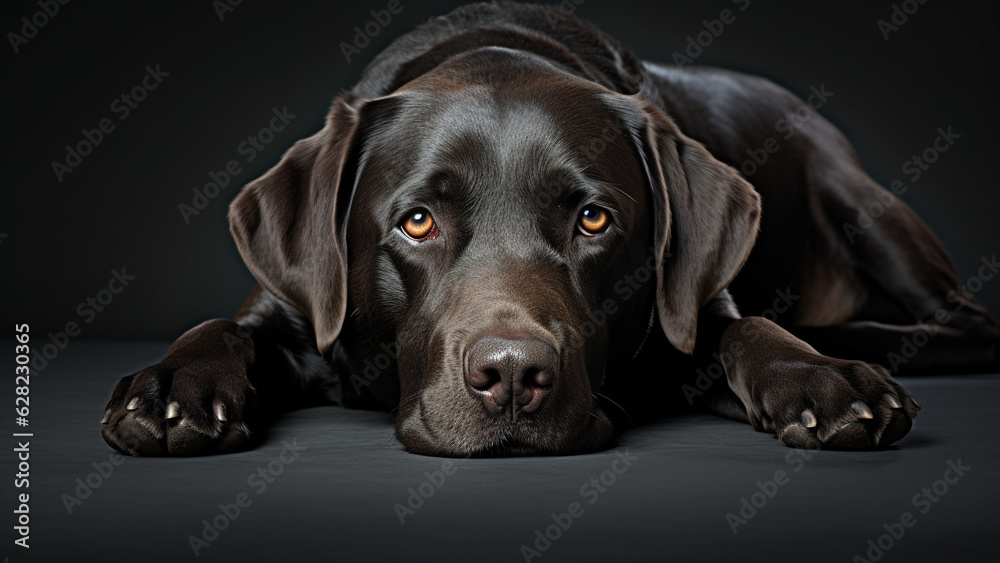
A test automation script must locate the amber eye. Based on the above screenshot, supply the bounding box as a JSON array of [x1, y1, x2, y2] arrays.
[[401, 209, 438, 241], [578, 205, 610, 236]]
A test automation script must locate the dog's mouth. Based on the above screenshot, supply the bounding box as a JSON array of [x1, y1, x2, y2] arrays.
[[395, 389, 615, 457], [468, 410, 616, 457]]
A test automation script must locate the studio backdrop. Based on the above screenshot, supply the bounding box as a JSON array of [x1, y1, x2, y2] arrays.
[[5, 0, 998, 341]]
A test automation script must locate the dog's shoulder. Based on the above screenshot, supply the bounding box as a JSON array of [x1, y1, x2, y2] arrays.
[[643, 62, 847, 166]]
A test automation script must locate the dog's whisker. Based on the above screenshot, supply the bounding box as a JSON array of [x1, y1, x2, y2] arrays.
[[389, 391, 422, 416], [594, 392, 635, 427], [383, 430, 398, 447]]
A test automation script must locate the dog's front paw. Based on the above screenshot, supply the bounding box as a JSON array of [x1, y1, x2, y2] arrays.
[[744, 358, 919, 450], [101, 353, 255, 456]]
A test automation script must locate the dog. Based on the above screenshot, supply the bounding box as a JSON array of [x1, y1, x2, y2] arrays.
[[101, 2, 1000, 457]]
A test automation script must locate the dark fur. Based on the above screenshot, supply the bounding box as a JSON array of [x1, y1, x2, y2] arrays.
[[102, 2, 1000, 456]]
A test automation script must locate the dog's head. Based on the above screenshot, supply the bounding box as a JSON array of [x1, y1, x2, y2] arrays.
[[229, 48, 760, 456]]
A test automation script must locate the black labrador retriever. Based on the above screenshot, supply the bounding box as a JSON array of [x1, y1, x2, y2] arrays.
[[101, 2, 1000, 456]]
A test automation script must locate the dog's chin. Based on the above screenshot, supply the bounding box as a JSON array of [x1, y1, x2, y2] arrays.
[[471, 416, 616, 457], [395, 403, 615, 457]]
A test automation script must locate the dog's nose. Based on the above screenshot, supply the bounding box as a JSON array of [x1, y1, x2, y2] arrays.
[[465, 336, 558, 416]]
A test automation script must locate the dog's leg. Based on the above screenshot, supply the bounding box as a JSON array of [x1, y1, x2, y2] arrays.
[[101, 286, 335, 456], [785, 163, 1000, 374], [692, 291, 920, 450], [789, 320, 999, 375]]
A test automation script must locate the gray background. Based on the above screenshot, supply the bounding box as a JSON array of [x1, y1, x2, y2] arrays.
[[3, 0, 1000, 341]]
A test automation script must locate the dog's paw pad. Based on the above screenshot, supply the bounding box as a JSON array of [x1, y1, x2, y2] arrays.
[[821, 420, 874, 450], [778, 422, 821, 449]]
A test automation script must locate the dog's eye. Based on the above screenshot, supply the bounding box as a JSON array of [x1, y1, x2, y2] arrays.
[[578, 205, 610, 236], [401, 209, 439, 241]]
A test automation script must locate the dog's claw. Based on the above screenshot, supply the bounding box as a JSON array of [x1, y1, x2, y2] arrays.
[[213, 401, 227, 422], [878, 410, 913, 447], [851, 401, 873, 420], [165, 401, 180, 419], [100, 409, 111, 424], [800, 409, 817, 428], [911, 397, 920, 411], [884, 394, 903, 409], [126, 397, 140, 411]]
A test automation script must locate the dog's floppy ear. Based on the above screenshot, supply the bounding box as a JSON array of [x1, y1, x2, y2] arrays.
[[228, 95, 364, 354], [612, 96, 761, 354]]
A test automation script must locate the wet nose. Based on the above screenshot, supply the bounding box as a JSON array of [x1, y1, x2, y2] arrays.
[[464, 336, 558, 416]]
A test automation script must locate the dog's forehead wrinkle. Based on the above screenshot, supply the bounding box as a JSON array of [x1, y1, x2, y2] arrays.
[[370, 87, 639, 232], [378, 112, 582, 225], [402, 87, 572, 164]]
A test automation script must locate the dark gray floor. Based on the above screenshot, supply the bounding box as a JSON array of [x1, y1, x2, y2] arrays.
[[5, 340, 999, 562]]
